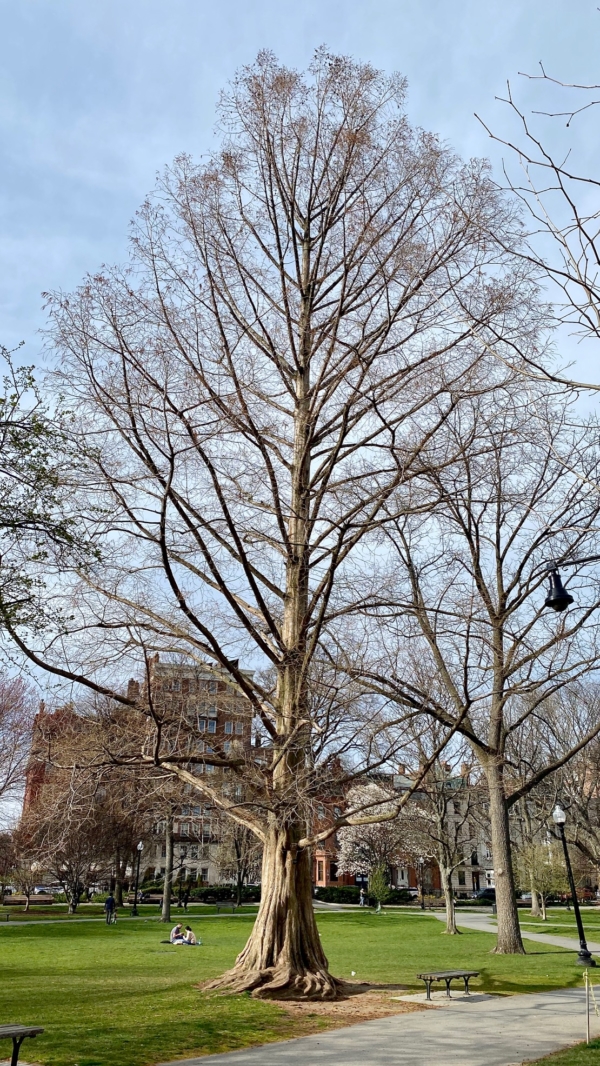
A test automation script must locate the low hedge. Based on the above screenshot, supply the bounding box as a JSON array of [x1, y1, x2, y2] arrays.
[[314, 886, 415, 905], [189, 885, 261, 903]]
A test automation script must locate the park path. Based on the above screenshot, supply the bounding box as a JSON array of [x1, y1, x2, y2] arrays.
[[436, 909, 600, 955], [157, 987, 600, 1066]]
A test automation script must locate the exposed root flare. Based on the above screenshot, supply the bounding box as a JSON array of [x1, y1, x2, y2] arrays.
[[205, 965, 347, 1000]]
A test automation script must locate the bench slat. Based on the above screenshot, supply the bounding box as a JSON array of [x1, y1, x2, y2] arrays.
[[0, 1025, 44, 1037]]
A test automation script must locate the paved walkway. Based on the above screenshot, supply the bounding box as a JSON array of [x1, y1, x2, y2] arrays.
[[157, 987, 599, 1066], [438, 910, 600, 955], [157, 911, 600, 1066]]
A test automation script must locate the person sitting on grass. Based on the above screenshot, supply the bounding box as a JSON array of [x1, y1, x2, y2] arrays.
[[183, 925, 197, 945], [170, 923, 184, 943]]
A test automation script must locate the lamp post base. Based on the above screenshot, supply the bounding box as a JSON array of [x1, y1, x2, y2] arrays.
[[576, 951, 596, 966]]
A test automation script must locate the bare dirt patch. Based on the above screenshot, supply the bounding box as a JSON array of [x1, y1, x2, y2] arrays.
[[277, 983, 431, 1030]]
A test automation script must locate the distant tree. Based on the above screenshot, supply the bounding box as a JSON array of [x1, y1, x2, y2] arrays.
[[216, 821, 262, 906], [0, 833, 15, 898], [515, 841, 568, 920], [368, 864, 392, 910], [362, 384, 600, 954], [10, 857, 39, 912], [337, 785, 407, 885], [0, 347, 92, 632], [0, 674, 36, 815]]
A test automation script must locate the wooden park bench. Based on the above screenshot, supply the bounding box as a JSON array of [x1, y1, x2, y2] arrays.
[[416, 968, 479, 1001], [215, 901, 237, 913], [0, 1023, 44, 1065]]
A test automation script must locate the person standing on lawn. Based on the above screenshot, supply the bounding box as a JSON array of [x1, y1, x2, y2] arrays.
[[104, 894, 116, 924]]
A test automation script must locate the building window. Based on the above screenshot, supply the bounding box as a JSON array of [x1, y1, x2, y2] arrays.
[[189, 868, 197, 881], [471, 851, 478, 866], [198, 719, 207, 732], [207, 704, 217, 718], [180, 823, 189, 836], [201, 867, 209, 881], [458, 870, 466, 886], [317, 861, 324, 882], [329, 862, 338, 882], [172, 680, 181, 692], [225, 721, 233, 734], [223, 741, 231, 753], [161, 845, 166, 858], [208, 681, 217, 694], [190, 846, 198, 859], [235, 722, 244, 734], [208, 720, 216, 734]]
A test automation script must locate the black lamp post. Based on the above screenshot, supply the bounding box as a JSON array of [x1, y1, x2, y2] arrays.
[[543, 554, 600, 613], [131, 840, 144, 917], [552, 805, 595, 967]]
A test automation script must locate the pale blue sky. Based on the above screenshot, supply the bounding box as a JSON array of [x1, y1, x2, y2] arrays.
[[1, 0, 599, 373]]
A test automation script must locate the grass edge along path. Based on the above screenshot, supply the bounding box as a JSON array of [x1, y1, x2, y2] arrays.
[[0, 910, 594, 1066], [528, 1037, 600, 1065]]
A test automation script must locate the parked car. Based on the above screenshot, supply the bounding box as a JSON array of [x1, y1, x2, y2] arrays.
[[474, 888, 496, 902]]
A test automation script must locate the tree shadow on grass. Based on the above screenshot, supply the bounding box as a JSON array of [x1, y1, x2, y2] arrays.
[[479, 966, 584, 995]]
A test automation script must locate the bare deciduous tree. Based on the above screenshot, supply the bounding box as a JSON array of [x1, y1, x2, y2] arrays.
[[360, 387, 600, 953], [477, 28, 600, 390], [3, 51, 541, 997], [0, 676, 36, 818], [216, 820, 262, 906]]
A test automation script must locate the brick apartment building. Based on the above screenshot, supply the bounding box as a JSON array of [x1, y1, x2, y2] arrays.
[[135, 656, 254, 886]]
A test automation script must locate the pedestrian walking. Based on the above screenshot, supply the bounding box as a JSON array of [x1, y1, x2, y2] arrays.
[[359, 888, 366, 908], [183, 889, 190, 912], [104, 894, 116, 924]]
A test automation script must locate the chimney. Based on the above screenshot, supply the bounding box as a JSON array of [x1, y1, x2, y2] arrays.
[[127, 679, 141, 701], [461, 762, 470, 783]]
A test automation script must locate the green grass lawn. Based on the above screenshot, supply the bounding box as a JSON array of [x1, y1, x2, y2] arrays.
[[0, 902, 260, 922], [529, 1038, 600, 1065], [0, 910, 594, 1066]]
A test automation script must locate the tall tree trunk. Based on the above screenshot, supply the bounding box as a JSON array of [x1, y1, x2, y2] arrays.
[[530, 873, 541, 917], [485, 761, 524, 954], [440, 866, 459, 934], [24, 892, 30, 913], [541, 894, 547, 921], [206, 823, 341, 998], [161, 814, 173, 923], [208, 314, 342, 998]]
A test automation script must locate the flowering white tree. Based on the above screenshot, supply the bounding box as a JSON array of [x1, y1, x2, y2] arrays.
[[336, 785, 407, 884]]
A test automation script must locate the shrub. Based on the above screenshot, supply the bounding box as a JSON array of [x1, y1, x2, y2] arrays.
[[314, 886, 361, 903], [189, 885, 261, 903]]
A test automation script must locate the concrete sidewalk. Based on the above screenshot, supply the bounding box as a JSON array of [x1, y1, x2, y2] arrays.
[[157, 987, 599, 1066], [441, 910, 600, 956]]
